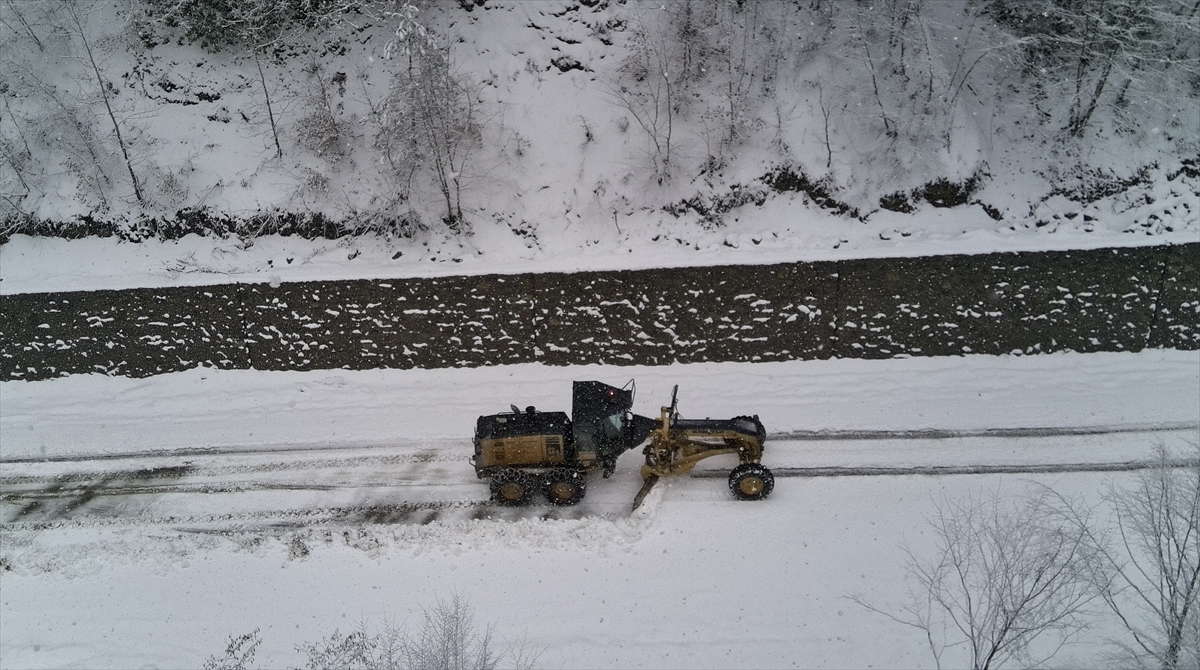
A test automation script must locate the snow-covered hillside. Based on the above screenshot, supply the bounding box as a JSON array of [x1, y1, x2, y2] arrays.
[[2, 0, 1197, 295]]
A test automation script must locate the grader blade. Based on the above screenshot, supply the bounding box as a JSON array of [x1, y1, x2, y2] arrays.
[[630, 475, 660, 512]]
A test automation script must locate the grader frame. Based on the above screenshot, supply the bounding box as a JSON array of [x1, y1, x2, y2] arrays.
[[634, 386, 773, 507]]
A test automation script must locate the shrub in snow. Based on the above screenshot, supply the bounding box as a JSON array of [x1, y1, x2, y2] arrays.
[[207, 594, 541, 670], [204, 629, 261, 670], [298, 110, 344, 158]]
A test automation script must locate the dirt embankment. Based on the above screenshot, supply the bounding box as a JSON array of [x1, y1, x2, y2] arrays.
[[2, 244, 1196, 381]]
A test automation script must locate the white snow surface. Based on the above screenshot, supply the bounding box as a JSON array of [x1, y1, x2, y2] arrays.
[[2, 351, 1198, 668], [2, 351, 1197, 461], [2, 2, 1200, 667], [4, 213, 1199, 295]]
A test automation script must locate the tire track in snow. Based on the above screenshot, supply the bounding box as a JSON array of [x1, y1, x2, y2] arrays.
[[0, 452, 470, 485], [0, 499, 495, 533], [694, 458, 1200, 479], [2, 421, 1193, 467], [5, 455, 1194, 535], [770, 421, 1197, 441], [6, 451, 1194, 501], [0, 440, 468, 465], [2, 424, 1194, 532]]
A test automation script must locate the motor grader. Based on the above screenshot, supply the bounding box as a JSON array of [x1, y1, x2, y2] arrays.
[[471, 381, 773, 508]]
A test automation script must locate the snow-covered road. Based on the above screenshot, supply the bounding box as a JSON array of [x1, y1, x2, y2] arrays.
[[2, 350, 1196, 534], [3, 427, 1197, 534], [3, 427, 1196, 669], [1, 350, 1197, 669]]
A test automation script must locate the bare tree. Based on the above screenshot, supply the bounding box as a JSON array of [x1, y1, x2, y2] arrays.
[[607, 5, 687, 184], [63, 2, 143, 203], [252, 51, 284, 159], [708, 0, 759, 149], [1, 0, 46, 51], [0, 89, 35, 208], [847, 0, 926, 142], [665, 1, 714, 87], [361, 3, 423, 203], [816, 82, 836, 170], [985, 0, 1200, 138], [1, 67, 114, 211], [846, 0, 979, 149], [1056, 449, 1200, 670], [227, 3, 298, 160], [142, 0, 315, 159], [1, 0, 138, 212], [394, 593, 501, 670], [857, 487, 1101, 670], [934, 11, 1032, 153], [377, 16, 480, 230]]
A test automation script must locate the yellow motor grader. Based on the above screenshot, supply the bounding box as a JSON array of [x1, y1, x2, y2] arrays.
[[471, 381, 773, 508]]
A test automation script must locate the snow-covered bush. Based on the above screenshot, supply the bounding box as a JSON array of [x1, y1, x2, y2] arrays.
[[297, 59, 347, 158], [206, 595, 542, 670], [204, 629, 261, 670]]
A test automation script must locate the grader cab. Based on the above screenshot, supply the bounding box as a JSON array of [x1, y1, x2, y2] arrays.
[[471, 381, 773, 508]]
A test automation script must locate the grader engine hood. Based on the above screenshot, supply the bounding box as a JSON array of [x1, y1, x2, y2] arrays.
[[673, 416, 766, 446], [571, 381, 656, 465]]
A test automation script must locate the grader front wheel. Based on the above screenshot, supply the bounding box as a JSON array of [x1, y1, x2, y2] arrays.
[[729, 463, 775, 501]]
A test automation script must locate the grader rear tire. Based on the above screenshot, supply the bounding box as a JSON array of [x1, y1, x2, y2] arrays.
[[490, 470, 536, 506], [543, 469, 586, 506], [728, 463, 774, 501]]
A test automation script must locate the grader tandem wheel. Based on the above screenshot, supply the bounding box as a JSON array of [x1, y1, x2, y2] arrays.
[[489, 468, 587, 507]]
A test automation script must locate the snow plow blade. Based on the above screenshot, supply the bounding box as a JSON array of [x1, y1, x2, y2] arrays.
[[631, 475, 659, 512]]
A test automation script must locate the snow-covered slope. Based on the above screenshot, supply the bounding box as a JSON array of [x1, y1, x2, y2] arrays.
[[2, 1, 1196, 295]]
